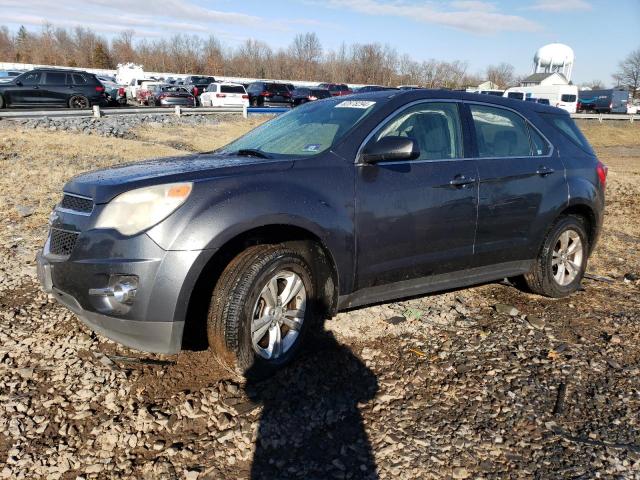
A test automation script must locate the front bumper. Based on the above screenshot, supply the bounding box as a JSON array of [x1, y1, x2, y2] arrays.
[[36, 226, 209, 354]]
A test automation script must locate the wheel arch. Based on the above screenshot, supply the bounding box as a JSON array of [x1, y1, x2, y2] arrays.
[[180, 224, 340, 350]]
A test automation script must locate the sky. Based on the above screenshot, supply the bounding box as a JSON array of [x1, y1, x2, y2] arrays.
[[1, 0, 639, 84]]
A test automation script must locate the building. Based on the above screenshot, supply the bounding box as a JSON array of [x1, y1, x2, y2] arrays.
[[520, 72, 569, 87]]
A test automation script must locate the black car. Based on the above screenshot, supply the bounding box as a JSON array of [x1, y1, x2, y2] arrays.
[[355, 85, 399, 93], [291, 87, 331, 106], [0, 68, 108, 109], [182, 75, 216, 102], [246, 82, 293, 107], [37, 90, 605, 378]]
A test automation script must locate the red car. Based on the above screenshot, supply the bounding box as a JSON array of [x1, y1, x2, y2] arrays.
[[317, 83, 352, 96]]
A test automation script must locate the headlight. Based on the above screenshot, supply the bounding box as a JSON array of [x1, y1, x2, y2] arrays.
[[95, 182, 192, 235]]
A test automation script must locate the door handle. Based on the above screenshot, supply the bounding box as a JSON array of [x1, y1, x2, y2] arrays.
[[449, 175, 476, 187], [536, 166, 555, 176]]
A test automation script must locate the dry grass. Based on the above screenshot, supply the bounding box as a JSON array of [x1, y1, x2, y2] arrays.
[[575, 120, 640, 148], [134, 117, 267, 152]]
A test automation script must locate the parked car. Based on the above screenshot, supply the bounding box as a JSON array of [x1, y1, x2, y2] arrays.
[[199, 82, 249, 107], [182, 75, 216, 103], [291, 87, 331, 106], [397, 85, 423, 90], [37, 90, 605, 378], [0, 70, 24, 83], [135, 81, 165, 105], [627, 102, 639, 115], [125, 77, 157, 104], [577, 89, 629, 114], [146, 85, 195, 107], [0, 68, 108, 109], [97, 76, 127, 106], [355, 85, 398, 93], [525, 97, 551, 105], [317, 83, 352, 96], [246, 82, 293, 107]]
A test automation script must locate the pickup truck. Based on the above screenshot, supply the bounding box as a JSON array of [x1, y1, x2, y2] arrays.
[[125, 78, 158, 105], [182, 76, 216, 104]]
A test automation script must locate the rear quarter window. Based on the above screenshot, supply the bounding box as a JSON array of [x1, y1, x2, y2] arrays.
[[561, 94, 577, 102], [541, 113, 594, 155]]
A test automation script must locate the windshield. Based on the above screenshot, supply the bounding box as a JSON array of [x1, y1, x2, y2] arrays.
[[218, 97, 381, 158]]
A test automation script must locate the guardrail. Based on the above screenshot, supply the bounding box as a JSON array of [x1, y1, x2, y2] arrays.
[[572, 113, 639, 122], [0, 105, 290, 120]]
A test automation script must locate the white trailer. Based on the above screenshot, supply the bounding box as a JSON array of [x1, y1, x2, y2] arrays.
[[503, 85, 578, 113]]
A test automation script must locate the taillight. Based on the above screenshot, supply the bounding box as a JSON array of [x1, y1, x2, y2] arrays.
[[118, 87, 125, 96], [95, 86, 105, 93], [261, 90, 272, 97], [596, 162, 608, 187], [308, 96, 317, 101], [216, 93, 226, 98], [242, 94, 249, 99], [158, 94, 167, 99], [193, 87, 199, 96]]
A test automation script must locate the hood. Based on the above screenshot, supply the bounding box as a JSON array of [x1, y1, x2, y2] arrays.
[[64, 153, 294, 203]]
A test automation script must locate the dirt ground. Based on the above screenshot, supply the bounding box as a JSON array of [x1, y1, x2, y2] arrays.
[[0, 116, 639, 479]]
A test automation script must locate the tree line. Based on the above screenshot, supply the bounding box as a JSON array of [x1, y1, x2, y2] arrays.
[[0, 24, 517, 88], [1, 24, 637, 94]]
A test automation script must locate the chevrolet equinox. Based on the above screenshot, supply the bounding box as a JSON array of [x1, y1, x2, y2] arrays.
[[37, 90, 606, 375]]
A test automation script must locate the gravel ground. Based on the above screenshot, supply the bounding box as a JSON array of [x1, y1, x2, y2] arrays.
[[0, 120, 639, 479], [4, 113, 242, 139]]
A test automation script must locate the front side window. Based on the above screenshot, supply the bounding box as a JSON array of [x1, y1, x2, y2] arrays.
[[470, 104, 531, 157], [219, 97, 382, 158], [372, 102, 463, 160], [18, 71, 41, 86], [45, 72, 67, 85]]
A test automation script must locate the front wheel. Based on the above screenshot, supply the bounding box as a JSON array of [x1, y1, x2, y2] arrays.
[[524, 215, 589, 297], [208, 245, 315, 377], [69, 95, 89, 109]]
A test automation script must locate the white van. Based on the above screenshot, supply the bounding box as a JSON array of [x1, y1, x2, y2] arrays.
[[503, 85, 578, 113], [199, 82, 249, 108]]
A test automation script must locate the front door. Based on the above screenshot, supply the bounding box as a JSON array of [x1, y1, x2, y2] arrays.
[[467, 103, 566, 266], [5, 71, 42, 105], [355, 101, 478, 289]]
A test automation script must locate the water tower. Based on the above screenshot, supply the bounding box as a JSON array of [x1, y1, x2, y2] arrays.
[[533, 43, 574, 82]]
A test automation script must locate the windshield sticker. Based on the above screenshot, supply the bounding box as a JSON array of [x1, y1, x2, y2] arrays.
[[303, 144, 321, 152], [335, 100, 376, 109]]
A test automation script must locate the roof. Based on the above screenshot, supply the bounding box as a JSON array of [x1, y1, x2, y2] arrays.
[[521, 72, 568, 84]]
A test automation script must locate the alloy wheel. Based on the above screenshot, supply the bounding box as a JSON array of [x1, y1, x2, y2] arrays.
[[551, 229, 584, 286]]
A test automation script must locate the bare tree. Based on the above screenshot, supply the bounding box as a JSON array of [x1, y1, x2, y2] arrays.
[[614, 48, 640, 98], [290, 33, 322, 79], [485, 62, 515, 88]]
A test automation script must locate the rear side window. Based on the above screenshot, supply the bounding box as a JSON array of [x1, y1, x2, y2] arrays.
[[45, 72, 67, 85], [221, 85, 245, 94], [528, 126, 550, 156], [542, 113, 594, 155], [206, 84, 217, 92], [470, 105, 531, 157], [561, 94, 576, 102], [374, 102, 463, 161], [72, 74, 88, 85], [507, 92, 524, 100]]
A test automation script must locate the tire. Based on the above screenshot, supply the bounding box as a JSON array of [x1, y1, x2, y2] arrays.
[[69, 95, 89, 109], [208, 245, 315, 378], [148, 98, 156, 107], [250, 98, 258, 107], [0, 94, 4, 109], [524, 215, 589, 298]]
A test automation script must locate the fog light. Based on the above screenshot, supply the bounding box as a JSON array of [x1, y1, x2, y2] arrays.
[[89, 275, 138, 305]]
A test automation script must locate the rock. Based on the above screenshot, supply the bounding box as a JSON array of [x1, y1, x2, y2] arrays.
[[527, 315, 545, 330], [495, 304, 519, 316], [452, 467, 470, 479], [15, 205, 35, 218], [385, 316, 406, 325]]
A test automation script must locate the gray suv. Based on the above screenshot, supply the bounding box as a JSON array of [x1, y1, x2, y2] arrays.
[[37, 90, 605, 376]]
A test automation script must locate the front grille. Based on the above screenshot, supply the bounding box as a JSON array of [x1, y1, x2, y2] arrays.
[[49, 229, 79, 256], [60, 194, 93, 214]]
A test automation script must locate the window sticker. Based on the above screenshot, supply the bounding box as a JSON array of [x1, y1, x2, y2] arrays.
[[303, 144, 322, 152], [335, 100, 376, 109]]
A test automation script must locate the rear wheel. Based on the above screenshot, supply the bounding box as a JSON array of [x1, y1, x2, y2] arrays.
[[69, 95, 89, 109], [0, 94, 4, 109], [524, 215, 589, 297], [250, 97, 258, 107], [148, 98, 156, 107], [208, 245, 315, 377]]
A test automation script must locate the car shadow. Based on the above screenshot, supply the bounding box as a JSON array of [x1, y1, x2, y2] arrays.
[[244, 318, 379, 480]]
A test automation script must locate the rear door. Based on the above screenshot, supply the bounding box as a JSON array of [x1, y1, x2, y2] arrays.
[[467, 102, 565, 267], [355, 101, 478, 288], [39, 71, 69, 106]]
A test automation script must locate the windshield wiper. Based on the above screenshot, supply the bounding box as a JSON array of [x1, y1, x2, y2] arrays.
[[234, 149, 272, 159]]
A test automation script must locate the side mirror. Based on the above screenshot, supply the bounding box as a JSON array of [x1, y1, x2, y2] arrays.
[[15, 81, 22, 86], [360, 136, 420, 164]]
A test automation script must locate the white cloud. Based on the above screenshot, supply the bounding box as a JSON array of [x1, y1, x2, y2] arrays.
[[528, 0, 592, 12], [322, 0, 541, 34]]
